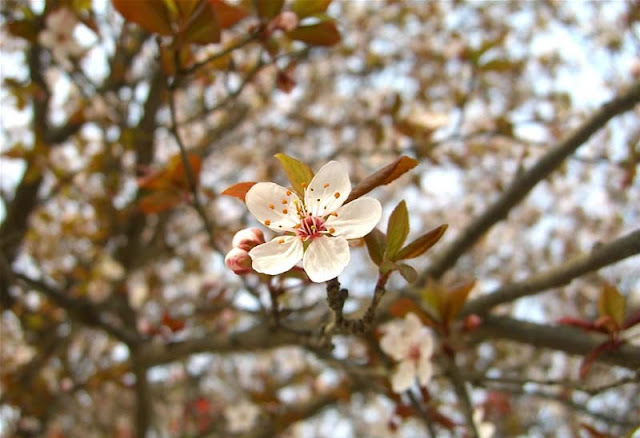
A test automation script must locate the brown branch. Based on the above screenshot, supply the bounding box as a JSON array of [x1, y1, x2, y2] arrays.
[[131, 355, 152, 438], [470, 315, 640, 370], [10, 270, 139, 345], [442, 353, 479, 438], [424, 80, 640, 280], [136, 323, 313, 367], [461, 228, 640, 316]]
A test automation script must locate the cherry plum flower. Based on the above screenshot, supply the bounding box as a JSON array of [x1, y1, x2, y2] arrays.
[[224, 400, 261, 434], [38, 8, 84, 68], [245, 161, 381, 283], [380, 313, 434, 393]]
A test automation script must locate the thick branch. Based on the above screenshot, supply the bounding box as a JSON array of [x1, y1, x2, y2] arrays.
[[137, 323, 312, 367], [425, 80, 640, 280], [462, 228, 640, 316], [470, 315, 640, 370]]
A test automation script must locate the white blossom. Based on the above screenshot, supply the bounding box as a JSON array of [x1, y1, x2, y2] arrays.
[[38, 8, 84, 67], [245, 161, 382, 283], [473, 408, 496, 438], [224, 400, 261, 434], [380, 313, 434, 393]]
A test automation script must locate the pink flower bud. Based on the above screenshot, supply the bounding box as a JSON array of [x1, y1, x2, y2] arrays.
[[225, 247, 253, 275], [232, 228, 265, 251]]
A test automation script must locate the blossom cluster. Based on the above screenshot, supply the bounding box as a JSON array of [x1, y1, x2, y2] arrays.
[[380, 313, 435, 393], [38, 8, 85, 68]]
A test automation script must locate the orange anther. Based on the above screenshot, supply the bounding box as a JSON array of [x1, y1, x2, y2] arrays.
[[269, 204, 275, 209], [286, 190, 292, 196], [323, 183, 329, 188], [278, 239, 285, 244], [301, 182, 307, 188], [329, 227, 335, 234], [334, 192, 340, 198], [265, 220, 271, 226], [282, 209, 288, 214], [282, 199, 288, 204]]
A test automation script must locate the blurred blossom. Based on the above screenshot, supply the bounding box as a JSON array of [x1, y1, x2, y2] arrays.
[[225, 247, 253, 275], [473, 408, 496, 438], [380, 313, 435, 393], [224, 400, 261, 434], [37, 8, 84, 68], [245, 161, 381, 282]]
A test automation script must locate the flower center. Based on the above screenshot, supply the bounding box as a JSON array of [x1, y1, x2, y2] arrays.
[[408, 344, 421, 363], [296, 215, 326, 240]]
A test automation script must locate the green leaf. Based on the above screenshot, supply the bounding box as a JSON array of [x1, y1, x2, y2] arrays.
[[598, 282, 625, 326], [379, 259, 396, 276], [287, 20, 341, 46], [274, 153, 314, 196], [254, 0, 284, 19], [385, 201, 409, 261], [346, 155, 418, 202], [291, 0, 332, 19], [364, 228, 386, 266], [397, 263, 418, 284], [442, 280, 475, 324], [395, 224, 448, 260]]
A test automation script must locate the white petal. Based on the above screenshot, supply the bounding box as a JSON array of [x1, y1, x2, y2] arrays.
[[246, 182, 300, 232], [249, 236, 303, 275], [304, 161, 351, 217], [417, 356, 433, 386], [325, 197, 381, 239], [303, 236, 350, 283], [391, 361, 416, 393]]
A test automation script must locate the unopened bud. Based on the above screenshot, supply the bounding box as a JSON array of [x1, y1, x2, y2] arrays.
[[225, 247, 253, 275], [232, 228, 265, 251]]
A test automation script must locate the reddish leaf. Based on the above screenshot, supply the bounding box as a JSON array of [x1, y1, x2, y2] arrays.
[[112, 0, 174, 35], [395, 224, 447, 260], [162, 312, 187, 332], [386, 201, 410, 261], [364, 228, 386, 266], [221, 182, 257, 202], [6, 19, 39, 42], [287, 20, 341, 46], [579, 339, 617, 379], [441, 280, 475, 324], [254, 0, 284, 19], [291, 0, 332, 19], [212, 0, 249, 29], [389, 298, 438, 327], [168, 153, 202, 189], [138, 191, 183, 214], [176, 0, 221, 45], [346, 156, 418, 203]]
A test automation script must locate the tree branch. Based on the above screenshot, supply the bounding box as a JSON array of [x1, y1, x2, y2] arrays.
[[424, 80, 640, 280], [461, 228, 640, 316], [470, 315, 640, 370]]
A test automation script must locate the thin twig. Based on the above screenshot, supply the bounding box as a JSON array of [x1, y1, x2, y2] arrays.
[[423, 80, 640, 281], [443, 352, 479, 438], [461, 228, 640, 316], [167, 82, 219, 250]]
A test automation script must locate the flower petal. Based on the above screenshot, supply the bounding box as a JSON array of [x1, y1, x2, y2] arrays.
[[249, 236, 303, 275], [417, 356, 433, 387], [325, 197, 382, 239], [391, 361, 416, 393], [304, 161, 351, 217], [246, 182, 300, 232], [303, 235, 349, 282]]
